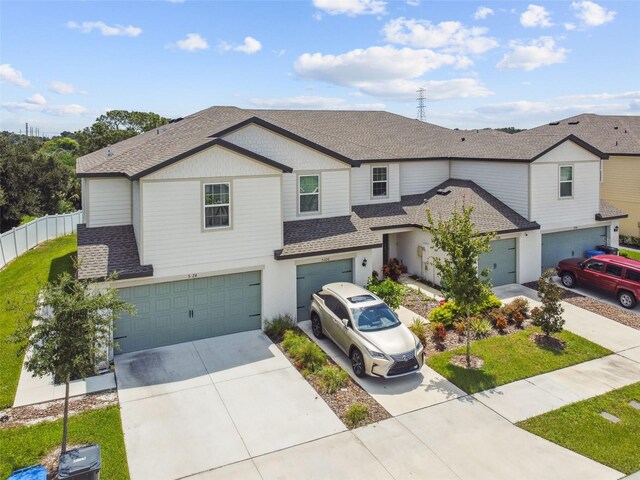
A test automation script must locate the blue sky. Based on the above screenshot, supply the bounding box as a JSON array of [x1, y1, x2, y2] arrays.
[[1, 0, 638, 135]]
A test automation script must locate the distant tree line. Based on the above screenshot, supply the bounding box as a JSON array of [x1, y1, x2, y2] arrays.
[[0, 110, 168, 233]]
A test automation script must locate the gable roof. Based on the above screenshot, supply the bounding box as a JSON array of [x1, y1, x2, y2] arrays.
[[77, 107, 610, 178]]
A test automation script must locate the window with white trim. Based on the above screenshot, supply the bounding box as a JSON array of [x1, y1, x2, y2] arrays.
[[299, 175, 319, 213], [559, 165, 573, 198], [204, 183, 230, 228], [372, 166, 388, 198]]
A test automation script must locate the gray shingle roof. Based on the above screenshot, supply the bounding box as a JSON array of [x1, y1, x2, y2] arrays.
[[518, 113, 640, 155], [353, 179, 540, 235], [77, 107, 609, 178], [77, 224, 153, 280], [596, 200, 628, 220]]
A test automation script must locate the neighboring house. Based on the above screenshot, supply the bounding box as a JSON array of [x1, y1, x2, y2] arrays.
[[76, 107, 624, 354], [521, 114, 639, 237]]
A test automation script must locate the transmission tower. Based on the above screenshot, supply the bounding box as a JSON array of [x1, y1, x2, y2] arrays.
[[416, 87, 426, 122]]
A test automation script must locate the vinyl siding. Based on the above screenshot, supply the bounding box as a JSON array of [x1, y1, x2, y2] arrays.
[[132, 180, 140, 249], [399, 161, 449, 196], [87, 178, 131, 227], [351, 164, 400, 206], [142, 176, 282, 273], [601, 155, 640, 237], [450, 161, 529, 218], [282, 170, 350, 221]]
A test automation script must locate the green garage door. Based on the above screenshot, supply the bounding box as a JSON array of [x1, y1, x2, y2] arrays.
[[479, 238, 517, 287], [296, 259, 353, 320], [541, 227, 607, 273], [115, 271, 261, 354]]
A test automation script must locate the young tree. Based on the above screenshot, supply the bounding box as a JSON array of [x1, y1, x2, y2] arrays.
[[14, 272, 134, 453], [426, 204, 495, 367], [531, 268, 565, 337]]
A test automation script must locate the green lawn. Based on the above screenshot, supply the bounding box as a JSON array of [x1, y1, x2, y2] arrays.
[[0, 234, 77, 408], [427, 328, 611, 394], [620, 248, 640, 260], [518, 382, 640, 475], [0, 405, 130, 479]]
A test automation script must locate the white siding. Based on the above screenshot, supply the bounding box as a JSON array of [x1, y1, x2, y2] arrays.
[[351, 164, 400, 206], [450, 161, 529, 218], [534, 140, 601, 164], [282, 170, 350, 221], [87, 178, 131, 227], [400, 161, 449, 195], [224, 124, 349, 171], [132, 180, 140, 249], [144, 144, 279, 180], [141, 176, 282, 274]]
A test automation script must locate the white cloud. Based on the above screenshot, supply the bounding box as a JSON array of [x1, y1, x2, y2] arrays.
[[66, 20, 142, 37], [49, 81, 81, 95], [520, 4, 553, 28], [359, 78, 493, 101], [166, 0, 185, 3], [313, 0, 386, 16], [0, 64, 31, 88], [558, 90, 640, 101], [26, 93, 46, 105], [406, 0, 420, 6], [250, 95, 385, 110], [473, 6, 494, 20], [564, 22, 576, 30], [571, 1, 616, 26], [220, 36, 262, 54], [382, 18, 498, 55], [174, 33, 209, 51], [497, 37, 568, 71]]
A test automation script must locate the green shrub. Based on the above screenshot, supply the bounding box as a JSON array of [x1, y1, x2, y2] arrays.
[[470, 317, 492, 338], [382, 258, 407, 281], [453, 320, 466, 336], [409, 318, 428, 347], [297, 341, 327, 373], [428, 301, 459, 327], [620, 235, 640, 248], [318, 365, 349, 393], [264, 314, 296, 341], [475, 294, 502, 313], [366, 277, 407, 309], [282, 330, 306, 355], [344, 403, 369, 428]]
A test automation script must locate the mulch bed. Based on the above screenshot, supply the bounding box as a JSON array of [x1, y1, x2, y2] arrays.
[[523, 281, 640, 330], [272, 336, 390, 428], [401, 287, 440, 319], [0, 391, 118, 429], [530, 332, 566, 351]]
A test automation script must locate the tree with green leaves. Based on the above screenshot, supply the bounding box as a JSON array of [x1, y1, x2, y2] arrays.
[[531, 268, 565, 337], [426, 204, 495, 367], [13, 272, 134, 454]]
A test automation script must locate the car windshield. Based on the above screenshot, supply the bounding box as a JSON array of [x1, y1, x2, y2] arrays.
[[350, 303, 401, 332]]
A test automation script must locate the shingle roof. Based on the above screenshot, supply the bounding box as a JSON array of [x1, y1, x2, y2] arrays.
[[596, 200, 629, 220], [276, 214, 381, 259], [518, 114, 640, 155], [353, 179, 540, 235], [77, 224, 153, 280], [77, 107, 609, 178]]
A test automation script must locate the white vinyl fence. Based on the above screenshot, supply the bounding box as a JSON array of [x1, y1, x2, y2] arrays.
[[0, 211, 83, 269]]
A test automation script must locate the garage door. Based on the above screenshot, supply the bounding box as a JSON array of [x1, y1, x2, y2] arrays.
[[115, 271, 261, 354], [296, 259, 353, 320], [479, 238, 517, 287], [541, 227, 607, 273]]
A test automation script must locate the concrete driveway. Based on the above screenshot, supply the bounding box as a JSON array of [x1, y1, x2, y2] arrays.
[[115, 330, 345, 480]]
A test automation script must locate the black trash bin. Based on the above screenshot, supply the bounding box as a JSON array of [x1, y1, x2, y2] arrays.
[[58, 444, 101, 480], [596, 245, 619, 255]]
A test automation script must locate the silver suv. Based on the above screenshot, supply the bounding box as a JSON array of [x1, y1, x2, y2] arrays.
[[309, 282, 424, 378]]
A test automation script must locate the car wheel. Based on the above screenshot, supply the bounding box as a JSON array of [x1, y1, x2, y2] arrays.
[[311, 312, 325, 339], [350, 348, 365, 378], [560, 272, 576, 288], [618, 290, 637, 309]]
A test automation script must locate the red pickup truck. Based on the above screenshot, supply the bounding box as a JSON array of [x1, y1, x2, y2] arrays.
[[557, 254, 640, 309]]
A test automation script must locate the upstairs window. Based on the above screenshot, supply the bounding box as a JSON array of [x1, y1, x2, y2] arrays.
[[299, 175, 320, 213], [372, 166, 388, 198], [204, 183, 230, 228], [559, 165, 573, 198]]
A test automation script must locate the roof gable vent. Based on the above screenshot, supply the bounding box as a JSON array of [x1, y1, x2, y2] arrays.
[[436, 188, 451, 196], [568, 120, 580, 125], [549, 121, 560, 126]]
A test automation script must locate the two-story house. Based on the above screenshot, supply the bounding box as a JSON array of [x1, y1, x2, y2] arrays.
[[76, 107, 625, 354]]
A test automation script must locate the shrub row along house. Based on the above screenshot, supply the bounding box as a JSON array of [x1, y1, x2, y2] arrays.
[[76, 107, 629, 354]]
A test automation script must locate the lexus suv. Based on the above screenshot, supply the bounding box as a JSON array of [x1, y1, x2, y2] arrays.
[[309, 282, 424, 378], [557, 254, 640, 309]]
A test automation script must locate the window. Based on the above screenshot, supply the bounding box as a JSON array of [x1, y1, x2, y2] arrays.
[[299, 175, 319, 213], [585, 261, 603, 272], [626, 269, 640, 282], [203, 183, 230, 228], [604, 264, 623, 278], [372, 166, 388, 198], [559, 165, 573, 198]]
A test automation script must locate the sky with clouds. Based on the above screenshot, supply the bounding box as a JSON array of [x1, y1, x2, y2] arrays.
[[0, 0, 638, 135]]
